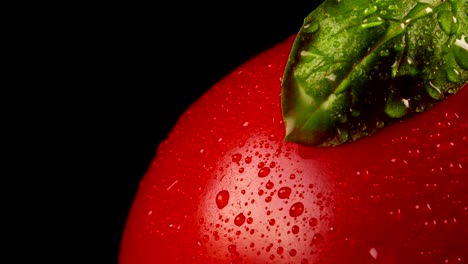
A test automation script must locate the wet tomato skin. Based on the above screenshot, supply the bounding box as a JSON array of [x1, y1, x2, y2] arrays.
[[119, 35, 468, 263]]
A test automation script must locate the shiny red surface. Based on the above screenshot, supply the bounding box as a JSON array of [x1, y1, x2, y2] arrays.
[[119, 35, 468, 263]]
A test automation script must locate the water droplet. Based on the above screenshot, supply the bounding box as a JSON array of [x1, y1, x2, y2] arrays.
[[426, 81, 445, 100], [269, 219, 276, 226], [312, 233, 324, 245], [363, 5, 378, 16], [453, 36, 468, 70], [289, 249, 297, 256], [309, 217, 318, 227], [168, 223, 181, 231], [232, 153, 242, 162], [376, 120, 385, 128], [289, 202, 305, 217], [278, 187, 292, 199], [292, 225, 300, 234], [234, 213, 246, 226], [202, 234, 209, 242], [245, 156, 252, 164], [228, 244, 237, 253], [380, 49, 390, 56], [304, 20, 320, 33], [247, 217, 253, 224], [446, 67, 461, 83], [265, 181, 274, 189], [216, 190, 230, 209], [277, 246, 284, 254], [258, 167, 271, 177], [437, 10, 453, 35], [268, 133, 278, 141]]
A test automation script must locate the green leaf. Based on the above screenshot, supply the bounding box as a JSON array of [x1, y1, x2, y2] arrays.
[[282, 0, 468, 147]]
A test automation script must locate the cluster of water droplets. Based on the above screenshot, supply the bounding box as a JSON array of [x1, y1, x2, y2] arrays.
[[190, 122, 338, 263]]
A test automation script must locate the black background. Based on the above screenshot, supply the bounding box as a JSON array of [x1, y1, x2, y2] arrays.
[[52, 1, 325, 262]]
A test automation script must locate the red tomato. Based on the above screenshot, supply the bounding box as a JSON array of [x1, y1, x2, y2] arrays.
[[119, 35, 468, 263]]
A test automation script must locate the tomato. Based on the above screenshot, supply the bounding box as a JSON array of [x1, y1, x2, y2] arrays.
[[119, 33, 468, 263]]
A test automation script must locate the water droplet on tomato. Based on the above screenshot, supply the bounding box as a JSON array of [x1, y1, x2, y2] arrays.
[[292, 225, 300, 234], [216, 190, 229, 209], [277, 246, 284, 254], [265, 181, 274, 189], [289, 202, 305, 217], [309, 217, 318, 227], [289, 249, 297, 256], [232, 153, 242, 162], [247, 217, 253, 224], [198, 185, 204, 193], [234, 213, 246, 226], [168, 223, 181, 231], [449, 163, 463, 174], [269, 219, 276, 226], [228, 244, 237, 253], [245, 156, 252, 163], [268, 133, 277, 141], [278, 187, 292, 199], [312, 233, 324, 244], [258, 167, 271, 177]]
